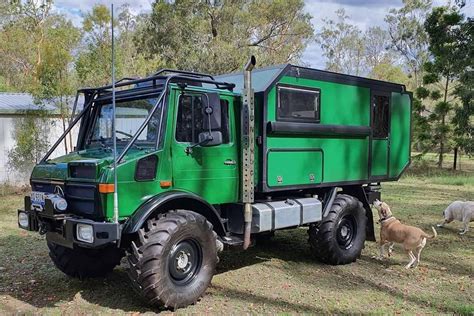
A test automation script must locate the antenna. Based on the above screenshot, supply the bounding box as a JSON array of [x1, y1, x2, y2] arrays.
[[111, 3, 119, 224]]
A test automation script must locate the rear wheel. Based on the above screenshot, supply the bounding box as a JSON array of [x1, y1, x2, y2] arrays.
[[127, 210, 217, 309], [308, 194, 366, 265], [47, 242, 124, 278]]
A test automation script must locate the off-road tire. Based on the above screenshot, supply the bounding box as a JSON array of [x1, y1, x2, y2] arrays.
[[127, 210, 218, 310], [308, 194, 366, 265], [47, 242, 124, 278]]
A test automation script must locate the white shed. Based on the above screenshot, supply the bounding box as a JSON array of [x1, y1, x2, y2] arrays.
[[0, 93, 80, 185]]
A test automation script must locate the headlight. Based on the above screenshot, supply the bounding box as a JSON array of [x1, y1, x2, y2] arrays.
[[76, 224, 94, 243], [18, 212, 29, 229]]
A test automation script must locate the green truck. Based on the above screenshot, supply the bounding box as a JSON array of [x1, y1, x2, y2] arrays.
[[18, 57, 411, 309]]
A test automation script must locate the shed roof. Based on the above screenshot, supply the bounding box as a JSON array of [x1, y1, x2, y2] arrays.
[[0, 93, 82, 114]]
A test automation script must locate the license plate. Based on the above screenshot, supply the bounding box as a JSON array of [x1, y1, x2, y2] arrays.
[[30, 191, 45, 206]]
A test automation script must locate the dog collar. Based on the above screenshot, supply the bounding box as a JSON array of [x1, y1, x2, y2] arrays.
[[378, 215, 394, 224]]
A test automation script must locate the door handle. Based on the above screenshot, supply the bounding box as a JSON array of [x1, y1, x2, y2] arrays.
[[224, 159, 236, 166]]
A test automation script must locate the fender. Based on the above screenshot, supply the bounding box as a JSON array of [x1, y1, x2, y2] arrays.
[[342, 185, 377, 242], [121, 190, 226, 236]]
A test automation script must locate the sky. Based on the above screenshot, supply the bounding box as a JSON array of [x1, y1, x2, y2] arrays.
[[53, 0, 474, 70]]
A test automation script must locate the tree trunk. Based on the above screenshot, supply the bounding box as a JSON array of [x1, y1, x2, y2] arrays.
[[453, 147, 458, 170], [437, 75, 450, 168], [438, 113, 445, 168]]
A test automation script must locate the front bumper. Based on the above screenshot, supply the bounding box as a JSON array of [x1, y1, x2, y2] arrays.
[[18, 196, 119, 249]]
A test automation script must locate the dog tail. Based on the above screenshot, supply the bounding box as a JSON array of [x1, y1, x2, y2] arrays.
[[424, 226, 437, 239]]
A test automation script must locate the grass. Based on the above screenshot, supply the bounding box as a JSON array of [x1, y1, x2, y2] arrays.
[[0, 154, 473, 314]]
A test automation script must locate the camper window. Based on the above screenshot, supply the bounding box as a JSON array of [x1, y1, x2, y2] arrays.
[[176, 94, 230, 144], [277, 85, 320, 122], [372, 94, 389, 138]]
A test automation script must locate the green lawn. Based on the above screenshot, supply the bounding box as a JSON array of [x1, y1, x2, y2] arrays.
[[0, 155, 473, 314]]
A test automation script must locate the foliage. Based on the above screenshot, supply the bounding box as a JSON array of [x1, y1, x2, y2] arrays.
[[385, 0, 432, 87], [369, 63, 410, 85], [452, 71, 474, 156], [316, 9, 365, 76], [136, 0, 313, 74], [419, 6, 472, 166], [75, 5, 118, 87], [7, 109, 51, 178]]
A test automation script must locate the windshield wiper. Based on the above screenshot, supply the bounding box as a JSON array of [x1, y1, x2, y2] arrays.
[[116, 130, 134, 138], [90, 136, 112, 152]]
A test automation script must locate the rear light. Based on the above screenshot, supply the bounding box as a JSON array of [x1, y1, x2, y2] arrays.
[[99, 183, 115, 193]]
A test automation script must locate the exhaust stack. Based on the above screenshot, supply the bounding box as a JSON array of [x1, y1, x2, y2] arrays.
[[242, 56, 256, 250]]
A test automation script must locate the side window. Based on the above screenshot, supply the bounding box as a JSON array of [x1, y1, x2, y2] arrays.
[[372, 94, 390, 138], [176, 94, 230, 144], [277, 85, 320, 122]]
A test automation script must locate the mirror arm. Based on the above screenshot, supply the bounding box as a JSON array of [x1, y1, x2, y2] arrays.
[[185, 133, 213, 155]]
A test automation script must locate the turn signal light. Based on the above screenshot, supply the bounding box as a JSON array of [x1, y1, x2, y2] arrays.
[[160, 180, 172, 188], [99, 183, 115, 193]]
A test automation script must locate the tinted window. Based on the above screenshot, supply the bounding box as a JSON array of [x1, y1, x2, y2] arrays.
[[176, 94, 230, 143], [277, 86, 320, 122], [372, 95, 389, 138]]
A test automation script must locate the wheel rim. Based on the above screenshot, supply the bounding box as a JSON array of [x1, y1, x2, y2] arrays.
[[168, 239, 202, 286], [336, 215, 357, 249]]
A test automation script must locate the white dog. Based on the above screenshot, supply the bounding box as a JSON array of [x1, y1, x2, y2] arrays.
[[437, 201, 474, 235]]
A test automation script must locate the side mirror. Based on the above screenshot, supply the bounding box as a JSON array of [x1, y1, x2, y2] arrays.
[[203, 93, 221, 130], [185, 131, 222, 155], [199, 131, 223, 146]]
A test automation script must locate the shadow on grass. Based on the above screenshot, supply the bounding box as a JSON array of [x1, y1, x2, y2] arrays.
[[1, 226, 471, 313], [210, 284, 331, 313]]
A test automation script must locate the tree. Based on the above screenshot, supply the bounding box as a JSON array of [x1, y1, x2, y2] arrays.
[[0, 0, 54, 92], [37, 15, 80, 153], [385, 0, 432, 87], [75, 5, 118, 87], [422, 6, 470, 168], [364, 26, 395, 71], [136, 0, 313, 74], [1, 0, 81, 174], [8, 109, 51, 178], [450, 12, 473, 166], [317, 9, 365, 75], [369, 63, 410, 86], [117, 4, 162, 77]]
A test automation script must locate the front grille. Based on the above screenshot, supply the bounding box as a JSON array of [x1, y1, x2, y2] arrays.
[[31, 181, 64, 194], [65, 183, 103, 219]]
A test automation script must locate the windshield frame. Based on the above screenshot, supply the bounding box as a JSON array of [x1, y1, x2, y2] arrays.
[[84, 93, 164, 151]]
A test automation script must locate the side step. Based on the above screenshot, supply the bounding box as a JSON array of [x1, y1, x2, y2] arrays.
[[221, 235, 244, 248]]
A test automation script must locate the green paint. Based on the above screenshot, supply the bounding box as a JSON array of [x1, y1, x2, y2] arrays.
[[371, 139, 388, 176], [389, 93, 411, 177], [267, 149, 322, 186]]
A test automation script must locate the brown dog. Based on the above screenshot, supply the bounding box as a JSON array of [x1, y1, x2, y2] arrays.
[[373, 199, 437, 269]]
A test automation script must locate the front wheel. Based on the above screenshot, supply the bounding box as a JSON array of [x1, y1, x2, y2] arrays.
[[47, 242, 124, 278], [127, 210, 217, 309], [308, 194, 366, 265]]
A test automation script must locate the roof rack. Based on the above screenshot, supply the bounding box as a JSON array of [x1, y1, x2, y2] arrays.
[[153, 69, 215, 81], [80, 71, 234, 93]]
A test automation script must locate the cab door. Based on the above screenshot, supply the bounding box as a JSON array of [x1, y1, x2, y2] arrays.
[[171, 90, 239, 204]]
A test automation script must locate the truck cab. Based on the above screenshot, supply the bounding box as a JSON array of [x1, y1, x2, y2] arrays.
[[18, 59, 411, 309]]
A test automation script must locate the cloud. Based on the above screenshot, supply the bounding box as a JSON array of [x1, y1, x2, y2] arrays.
[[53, 0, 154, 26]]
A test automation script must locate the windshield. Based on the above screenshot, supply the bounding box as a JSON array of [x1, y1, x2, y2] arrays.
[[86, 96, 162, 150]]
